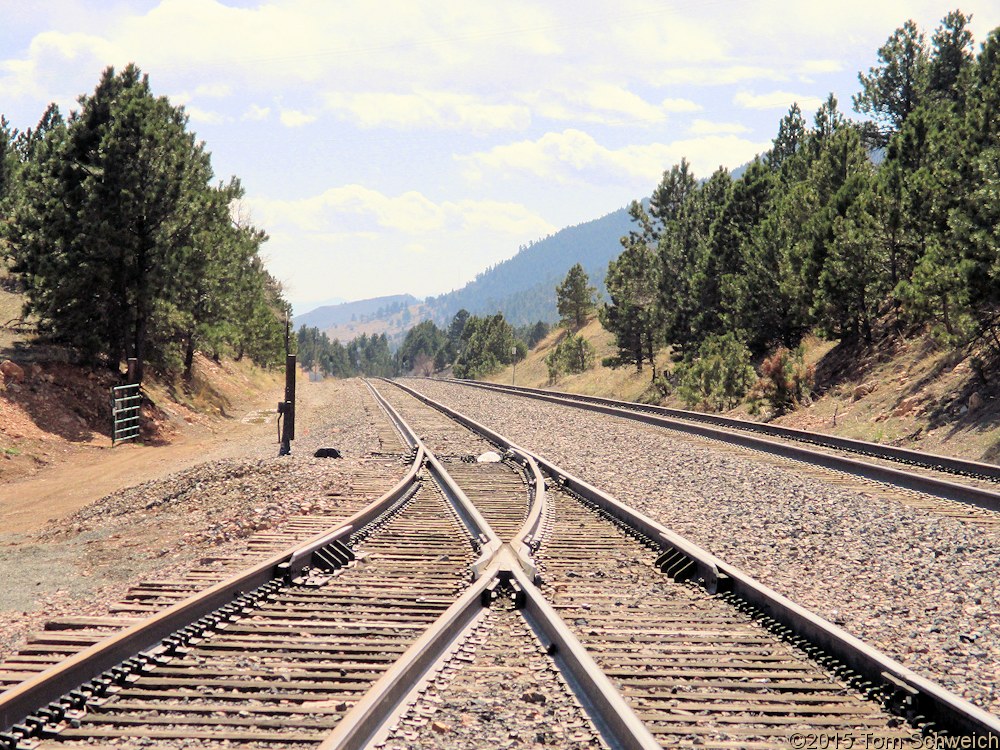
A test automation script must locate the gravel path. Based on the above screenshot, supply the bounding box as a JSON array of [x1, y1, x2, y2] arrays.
[[404, 378, 1000, 716]]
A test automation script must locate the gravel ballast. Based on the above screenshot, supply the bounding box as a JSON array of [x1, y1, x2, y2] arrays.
[[403, 378, 1000, 715]]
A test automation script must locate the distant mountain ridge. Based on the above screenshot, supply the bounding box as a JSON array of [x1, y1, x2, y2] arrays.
[[294, 206, 634, 340], [423, 206, 632, 326], [294, 293, 418, 330]]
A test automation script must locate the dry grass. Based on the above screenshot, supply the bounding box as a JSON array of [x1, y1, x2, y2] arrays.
[[148, 355, 284, 421], [486, 318, 671, 401], [772, 335, 1000, 462], [0, 269, 29, 355], [485, 317, 1000, 464]]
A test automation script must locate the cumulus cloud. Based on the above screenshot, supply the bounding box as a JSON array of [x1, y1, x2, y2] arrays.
[[248, 185, 554, 238], [652, 65, 787, 87], [524, 85, 702, 127], [279, 109, 316, 127], [251, 184, 556, 305], [689, 119, 750, 135], [734, 90, 824, 111], [183, 105, 227, 125], [458, 129, 770, 184], [800, 59, 843, 75], [325, 90, 530, 132], [194, 82, 232, 97], [242, 103, 271, 121]]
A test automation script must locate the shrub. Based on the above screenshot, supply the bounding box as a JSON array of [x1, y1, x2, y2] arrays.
[[750, 345, 814, 416], [673, 333, 756, 411], [545, 332, 596, 383]]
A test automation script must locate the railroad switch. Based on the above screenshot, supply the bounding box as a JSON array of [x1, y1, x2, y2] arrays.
[[481, 577, 501, 606]]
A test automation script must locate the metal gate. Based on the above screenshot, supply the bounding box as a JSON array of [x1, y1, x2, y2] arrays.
[[111, 383, 141, 445]]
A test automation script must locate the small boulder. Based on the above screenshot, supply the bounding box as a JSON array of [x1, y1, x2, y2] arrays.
[[314, 447, 342, 458], [893, 396, 923, 417], [0, 360, 25, 384], [969, 392, 984, 413], [852, 382, 876, 401], [521, 690, 547, 704]]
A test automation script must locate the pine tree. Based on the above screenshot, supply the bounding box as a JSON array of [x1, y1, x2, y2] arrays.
[[5, 65, 287, 379], [600, 237, 661, 377], [769, 103, 807, 170], [555, 263, 597, 329], [927, 10, 975, 103], [853, 20, 928, 146]]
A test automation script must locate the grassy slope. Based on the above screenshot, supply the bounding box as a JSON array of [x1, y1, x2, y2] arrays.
[[484, 318, 1000, 464], [486, 318, 671, 401]]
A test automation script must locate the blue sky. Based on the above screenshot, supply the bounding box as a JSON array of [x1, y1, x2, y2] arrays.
[[2, 1, 998, 314]]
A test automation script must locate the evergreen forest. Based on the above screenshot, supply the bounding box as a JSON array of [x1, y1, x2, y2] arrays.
[[599, 12, 1000, 407], [0, 65, 289, 382]]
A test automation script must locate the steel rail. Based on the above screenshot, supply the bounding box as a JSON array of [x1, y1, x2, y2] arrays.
[[433, 377, 1000, 512], [311, 381, 505, 750], [387, 377, 1000, 740], [504, 553, 661, 750], [0, 442, 426, 736], [318, 564, 498, 750], [363, 380, 502, 577], [445, 378, 1000, 480], [344, 379, 659, 750]]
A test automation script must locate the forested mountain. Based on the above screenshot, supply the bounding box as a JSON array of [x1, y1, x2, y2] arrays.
[[422, 208, 633, 326], [294, 208, 634, 335], [294, 294, 418, 329]]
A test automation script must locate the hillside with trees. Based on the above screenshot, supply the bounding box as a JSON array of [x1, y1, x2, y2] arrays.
[[0, 65, 288, 382], [295, 306, 538, 381], [294, 294, 418, 330], [422, 208, 632, 326], [598, 11, 1000, 417]]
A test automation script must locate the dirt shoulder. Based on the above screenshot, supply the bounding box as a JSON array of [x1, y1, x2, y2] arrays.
[[0, 376, 393, 666], [0, 400, 279, 533], [1, 357, 286, 533]]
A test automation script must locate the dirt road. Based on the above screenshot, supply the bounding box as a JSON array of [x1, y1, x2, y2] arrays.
[[1, 391, 282, 533]]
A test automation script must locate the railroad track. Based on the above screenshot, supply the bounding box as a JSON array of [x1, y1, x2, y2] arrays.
[[431, 377, 1000, 523], [2, 378, 997, 749]]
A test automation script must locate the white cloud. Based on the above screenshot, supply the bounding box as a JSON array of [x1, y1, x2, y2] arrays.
[[660, 97, 702, 113], [279, 109, 316, 127], [249, 185, 553, 238], [800, 59, 843, 75], [525, 85, 702, 127], [734, 90, 824, 111], [459, 129, 770, 185], [652, 65, 787, 87], [194, 82, 232, 97], [251, 184, 556, 305], [689, 119, 750, 135], [325, 90, 530, 132], [242, 103, 271, 121], [184, 105, 226, 125]]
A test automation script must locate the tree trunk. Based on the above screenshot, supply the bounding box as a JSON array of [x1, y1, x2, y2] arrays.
[[647, 331, 657, 381], [183, 333, 196, 381], [942, 294, 953, 335]]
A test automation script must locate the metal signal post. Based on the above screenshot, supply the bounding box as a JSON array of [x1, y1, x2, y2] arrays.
[[278, 316, 296, 456]]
